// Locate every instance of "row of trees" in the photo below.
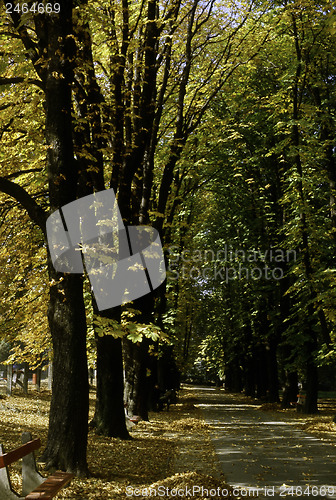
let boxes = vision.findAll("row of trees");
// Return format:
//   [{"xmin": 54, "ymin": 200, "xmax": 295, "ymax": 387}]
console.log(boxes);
[
  {"xmin": 0, "ymin": 0, "xmax": 266, "ymax": 475},
  {"xmin": 2, "ymin": 0, "xmax": 336, "ymax": 477},
  {"xmin": 168, "ymin": 0, "xmax": 336, "ymax": 413}
]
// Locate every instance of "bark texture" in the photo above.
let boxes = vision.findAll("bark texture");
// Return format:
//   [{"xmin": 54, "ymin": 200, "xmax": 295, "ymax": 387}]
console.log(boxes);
[{"xmin": 40, "ymin": 1, "xmax": 90, "ymax": 474}]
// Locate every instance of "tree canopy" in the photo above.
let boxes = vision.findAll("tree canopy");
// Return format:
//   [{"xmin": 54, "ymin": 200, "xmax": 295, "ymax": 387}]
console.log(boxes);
[{"xmin": 1, "ymin": 0, "xmax": 336, "ymax": 474}]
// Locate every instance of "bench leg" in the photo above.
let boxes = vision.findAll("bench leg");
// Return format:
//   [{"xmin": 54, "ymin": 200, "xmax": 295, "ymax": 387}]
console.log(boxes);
[
  {"xmin": 0, "ymin": 445, "xmax": 24, "ymax": 499},
  {"xmin": 21, "ymin": 433, "xmax": 44, "ymax": 497}
]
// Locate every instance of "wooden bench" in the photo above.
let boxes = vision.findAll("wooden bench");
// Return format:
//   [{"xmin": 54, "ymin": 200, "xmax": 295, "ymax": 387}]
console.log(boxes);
[{"xmin": 0, "ymin": 432, "xmax": 73, "ymax": 499}]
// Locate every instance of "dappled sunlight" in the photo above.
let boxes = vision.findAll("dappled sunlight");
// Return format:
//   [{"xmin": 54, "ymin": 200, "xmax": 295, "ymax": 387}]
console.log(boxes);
[
  {"xmin": 187, "ymin": 386, "xmax": 336, "ymax": 493},
  {"xmin": 197, "ymin": 403, "xmax": 260, "ymax": 410}
]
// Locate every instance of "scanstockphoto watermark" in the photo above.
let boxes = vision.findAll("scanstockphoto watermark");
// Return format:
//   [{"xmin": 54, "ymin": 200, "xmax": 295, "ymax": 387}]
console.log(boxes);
[
  {"xmin": 167, "ymin": 245, "xmax": 297, "ymax": 283},
  {"xmin": 126, "ymin": 485, "xmax": 280, "ymax": 497}
]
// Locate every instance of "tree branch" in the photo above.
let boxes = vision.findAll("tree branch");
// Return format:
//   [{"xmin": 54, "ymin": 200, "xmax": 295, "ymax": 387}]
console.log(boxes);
[
  {"xmin": 0, "ymin": 77, "xmax": 44, "ymax": 90},
  {"xmin": 4, "ymin": 0, "xmax": 47, "ymax": 82},
  {"xmin": 3, "ymin": 169, "xmax": 44, "ymax": 180},
  {"xmin": 0, "ymin": 177, "xmax": 47, "ymax": 235}
]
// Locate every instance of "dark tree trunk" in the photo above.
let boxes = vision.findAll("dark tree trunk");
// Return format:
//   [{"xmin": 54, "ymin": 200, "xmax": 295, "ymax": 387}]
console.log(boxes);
[
  {"xmin": 243, "ymin": 323, "xmax": 256, "ymax": 397},
  {"xmin": 266, "ymin": 339, "xmax": 280, "ymax": 403},
  {"xmin": 40, "ymin": 1, "xmax": 89, "ymax": 475},
  {"xmin": 225, "ymin": 362, "xmax": 243, "ymax": 393},
  {"xmin": 123, "ymin": 338, "xmax": 150, "ymax": 420},
  {"xmin": 304, "ymin": 362, "xmax": 318, "ymax": 414},
  {"xmin": 91, "ymin": 311, "xmax": 129, "ymax": 438},
  {"xmin": 256, "ymin": 345, "xmax": 268, "ymax": 401},
  {"xmin": 122, "ymin": 293, "xmax": 157, "ymax": 420},
  {"xmin": 36, "ymin": 368, "xmax": 41, "ymax": 391},
  {"xmin": 93, "ymin": 336, "xmax": 130, "ymax": 438},
  {"xmin": 42, "ymin": 269, "xmax": 89, "ymax": 475},
  {"xmin": 303, "ymin": 332, "xmax": 319, "ymax": 414},
  {"xmin": 23, "ymin": 362, "xmax": 29, "ymax": 395},
  {"xmin": 282, "ymin": 370, "xmax": 298, "ymax": 408},
  {"xmin": 289, "ymin": 16, "xmax": 320, "ymax": 416},
  {"xmin": 71, "ymin": 12, "xmax": 129, "ymax": 440},
  {"xmin": 279, "ymin": 271, "xmax": 297, "ymax": 409},
  {"xmin": 244, "ymin": 356, "xmax": 256, "ymax": 398},
  {"xmin": 157, "ymin": 344, "xmax": 180, "ymax": 392}
]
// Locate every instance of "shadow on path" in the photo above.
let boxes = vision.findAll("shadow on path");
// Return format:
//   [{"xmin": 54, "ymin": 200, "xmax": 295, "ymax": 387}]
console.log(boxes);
[{"xmin": 189, "ymin": 386, "xmax": 336, "ymax": 499}]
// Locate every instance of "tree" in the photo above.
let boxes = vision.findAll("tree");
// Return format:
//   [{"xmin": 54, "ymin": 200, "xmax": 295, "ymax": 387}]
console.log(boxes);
[
  {"xmin": 165, "ymin": 0, "xmax": 336, "ymax": 413},
  {"xmin": 1, "ymin": 0, "xmax": 89, "ymax": 474}
]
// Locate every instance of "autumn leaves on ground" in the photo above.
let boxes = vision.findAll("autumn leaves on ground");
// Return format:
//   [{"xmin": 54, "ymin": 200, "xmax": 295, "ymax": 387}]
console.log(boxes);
[
  {"xmin": 0, "ymin": 386, "xmax": 228, "ymax": 499},
  {"xmin": 1, "ymin": 386, "xmax": 336, "ymax": 499}
]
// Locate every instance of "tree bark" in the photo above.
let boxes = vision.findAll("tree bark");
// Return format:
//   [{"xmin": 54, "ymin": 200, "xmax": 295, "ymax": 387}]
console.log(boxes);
[
  {"xmin": 302, "ymin": 329, "xmax": 319, "ymax": 414},
  {"xmin": 91, "ymin": 310, "xmax": 129, "ymax": 438},
  {"xmin": 288, "ymin": 13, "xmax": 319, "ymax": 415},
  {"xmin": 2, "ymin": 1, "xmax": 90, "ymax": 475},
  {"xmin": 93, "ymin": 336, "xmax": 129, "ymax": 438},
  {"xmin": 71, "ymin": 9, "xmax": 129, "ymax": 439},
  {"xmin": 123, "ymin": 337, "xmax": 150, "ymax": 421},
  {"xmin": 42, "ymin": 269, "xmax": 89, "ymax": 475},
  {"xmin": 40, "ymin": 1, "xmax": 89, "ymax": 474},
  {"xmin": 6, "ymin": 365, "xmax": 13, "ymax": 396},
  {"xmin": 282, "ymin": 371, "xmax": 298, "ymax": 409},
  {"xmin": 304, "ymin": 359, "xmax": 319, "ymax": 414},
  {"xmin": 23, "ymin": 362, "xmax": 29, "ymax": 395},
  {"xmin": 266, "ymin": 339, "xmax": 280, "ymax": 403}
]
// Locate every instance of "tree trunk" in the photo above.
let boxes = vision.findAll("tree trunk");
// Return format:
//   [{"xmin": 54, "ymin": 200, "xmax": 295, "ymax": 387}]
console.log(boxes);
[
  {"xmin": 244, "ymin": 356, "xmax": 256, "ymax": 398},
  {"xmin": 266, "ymin": 339, "xmax": 280, "ymax": 403},
  {"xmin": 256, "ymin": 345, "xmax": 268, "ymax": 401},
  {"xmin": 47, "ymin": 363, "xmax": 53, "ymax": 391},
  {"xmin": 303, "ymin": 331, "xmax": 319, "ymax": 414},
  {"xmin": 289, "ymin": 16, "xmax": 320, "ymax": 416},
  {"xmin": 282, "ymin": 371, "xmax": 298, "ymax": 408},
  {"xmin": 91, "ymin": 307, "xmax": 129, "ymax": 438},
  {"xmin": 225, "ymin": 362, "xmax": 243, "ymax": 393},
  {"xmin": 304, "ymin": 362, "xmax": 318, "ymax": 414},
  {"xmin": 122, "ymin": 293, "xmax": 157, "ymax": 421},
  {"xmin": 123, "ymin": 338, "xmax": 150, "ymax": 420},
  {"xmin": 243, "ymin": 323, "xmax": 255, "ymax": 398},
  {"xmin": 23, "ymin": 362, "xmax": 29, "ymax": 395},
  {"xmin": 36, "ymin": 368, "xmax": 41, "ymax": 391},
  {"xmin": 6, "ymin": 365, "xmax": 13, "ymax": 396},
  {"xmin": 41, "ymin": 270, "xmax": 89, "ymax": 475},
  {"xmin": 40, "ymin": 1, "xmax": 89, "ymax": 475},
  {"xmin": 157, "ymin": 344, "xmax": 180, "ymax": 392}
]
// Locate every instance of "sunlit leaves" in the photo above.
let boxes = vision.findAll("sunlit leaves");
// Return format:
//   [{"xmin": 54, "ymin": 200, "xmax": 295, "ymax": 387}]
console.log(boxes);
[
  {"xmin": 91, "ymin": 308, "xmax": 168, "ymax": 343},
  {"xmin": 0, "ymin": 206, "xmax": 49, "ymax": 368}
]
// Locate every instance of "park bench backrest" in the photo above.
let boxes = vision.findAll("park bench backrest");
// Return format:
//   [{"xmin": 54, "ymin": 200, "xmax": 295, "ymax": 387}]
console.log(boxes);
[{"xmin": 0, "ymin": 439, "xmax": 41, "ymax": 469}]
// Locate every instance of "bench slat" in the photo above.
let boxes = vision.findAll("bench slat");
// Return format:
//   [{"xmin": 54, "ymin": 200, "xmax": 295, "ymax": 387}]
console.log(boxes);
[
  {"xmin": 25, "ymin": 471, "xmax": 74, "ymax": 500},
  {"xmin": 0, "ymin": 439, "xmax": 41, "ymax": 469}
]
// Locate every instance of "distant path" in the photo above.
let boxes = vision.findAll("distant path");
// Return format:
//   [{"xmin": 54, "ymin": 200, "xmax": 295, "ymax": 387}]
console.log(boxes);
[{"xmin": 188, "ymin": 386, "xmax": 336, "ymax": 499}]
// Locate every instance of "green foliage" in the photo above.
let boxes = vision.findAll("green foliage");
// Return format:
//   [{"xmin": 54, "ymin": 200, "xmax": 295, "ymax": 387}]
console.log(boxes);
[
  {"xmin": 0, "ymin": 206, "xmax": 49, "ymax": 368},
  {"xmin": 162, "ymin": 0, "xmax": 336, "ymax": 395},
  {"xmin": 91, "ymin": 308, "xmax": 167, "ymax": 344},
  {"xmin": 2, "ymin": 0, "xmax": 336, "ymax": 396}
]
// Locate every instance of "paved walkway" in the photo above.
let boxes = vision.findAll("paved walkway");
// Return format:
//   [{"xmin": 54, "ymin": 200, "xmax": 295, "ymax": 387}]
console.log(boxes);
[{"xmin": 191, "ymin": 386, "xmax": 336, "ymax": 499}]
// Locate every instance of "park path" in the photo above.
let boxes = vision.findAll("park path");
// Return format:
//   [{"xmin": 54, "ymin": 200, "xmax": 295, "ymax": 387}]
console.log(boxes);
[{"xmin": 189, "ymin": 386, "xmax": 336, "ymax": 499}]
